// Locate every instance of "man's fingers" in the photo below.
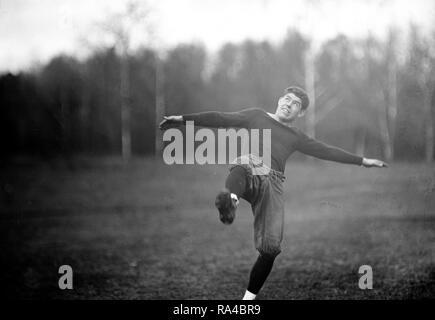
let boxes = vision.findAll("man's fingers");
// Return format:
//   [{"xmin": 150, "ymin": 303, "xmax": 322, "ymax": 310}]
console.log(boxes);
[
  {"xmin": 159, "ymin": 117, "xmax": 182, "ymax": 130},
  {"xmin": 363, "ymin": 159, "xmax": 388, "ymax": 168},
  {"xmin": 159, "ymin": 119, "xmax": 169, "ymax": 130},
  {"xmin": 375, "ymin": 160, "xmax": 388, "ymax": 168},
  {"xmin": 378, "ymin": 160, "xmax": 388, "ymax": 167}
]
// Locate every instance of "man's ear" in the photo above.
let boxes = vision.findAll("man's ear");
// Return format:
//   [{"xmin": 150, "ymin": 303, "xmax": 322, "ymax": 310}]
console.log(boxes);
[{"xmin": 297, "ymin": 109, "xmax": 306, "ymax": 118}]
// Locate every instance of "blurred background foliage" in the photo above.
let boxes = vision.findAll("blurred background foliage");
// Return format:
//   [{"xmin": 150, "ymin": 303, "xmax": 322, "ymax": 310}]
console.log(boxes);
[{"xmin": 1, "ymin": 26, "xmax": 434, "ymax": 162}]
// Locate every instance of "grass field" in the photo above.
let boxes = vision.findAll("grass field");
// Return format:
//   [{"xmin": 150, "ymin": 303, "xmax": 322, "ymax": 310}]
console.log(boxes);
[{"xmin": 1, "ymin": 158, "xmax": 434, "ymax": 299}]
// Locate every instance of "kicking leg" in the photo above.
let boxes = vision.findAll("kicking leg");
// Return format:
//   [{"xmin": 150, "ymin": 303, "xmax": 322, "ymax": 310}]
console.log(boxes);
[
  {"xmin": 215, "ymin": 166, "xmax": 247, "ymax": 224},
  {"xmin": 224, "ymin": 165, "xmax": 247, "ymax": 198}
]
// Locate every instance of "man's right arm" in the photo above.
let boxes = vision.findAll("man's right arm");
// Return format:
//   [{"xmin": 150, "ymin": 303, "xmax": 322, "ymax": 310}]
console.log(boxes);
[
  {"xmin": 295, "ymin": 130, "xmax": 388, "ymax": 168},
  {"xmin": 159, "ymin": 108, "xmax": 260, "ymax": 129}
]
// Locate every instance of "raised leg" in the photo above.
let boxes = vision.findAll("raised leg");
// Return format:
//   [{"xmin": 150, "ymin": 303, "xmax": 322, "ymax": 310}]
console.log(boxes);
[
  {"xmin": 215, "ymin": 166, "xmax": 248, "ymax": 224},
  {"xmin": 224, "ymin": 165, "xmax": 247, "ymax": 199}
]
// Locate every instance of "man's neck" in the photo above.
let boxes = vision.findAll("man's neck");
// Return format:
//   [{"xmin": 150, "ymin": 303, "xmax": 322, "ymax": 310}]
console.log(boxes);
[{"xmin": 266, "ymin": 112, "xmax": 294, "ymax": 127}]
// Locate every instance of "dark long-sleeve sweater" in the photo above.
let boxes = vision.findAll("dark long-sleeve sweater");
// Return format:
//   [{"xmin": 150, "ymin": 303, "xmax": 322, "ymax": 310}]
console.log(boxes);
[{"xmin": 183, "ymin": 108, "xmax": 363, "ymax": 173}]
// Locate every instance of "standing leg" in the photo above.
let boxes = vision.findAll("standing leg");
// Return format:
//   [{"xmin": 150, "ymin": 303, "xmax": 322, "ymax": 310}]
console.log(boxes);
[
  {"xmin": 243, "ymin": 174, "xmax": 284, "ymax": 300},
  {"xmin": 243, "ymin": 253, "xmax": 276, "ymax": 300}
]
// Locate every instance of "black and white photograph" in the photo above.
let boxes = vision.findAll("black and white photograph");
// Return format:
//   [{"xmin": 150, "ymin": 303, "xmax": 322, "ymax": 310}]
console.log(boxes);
[{"xmin": 1, "ymin": 0, "xmax": 434, "ymax": 305}]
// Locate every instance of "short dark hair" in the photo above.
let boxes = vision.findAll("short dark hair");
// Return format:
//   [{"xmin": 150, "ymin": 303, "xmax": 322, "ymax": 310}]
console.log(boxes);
[{"xmin": 285, "ymin": 86, "xmax": 309, "ymax": 110}]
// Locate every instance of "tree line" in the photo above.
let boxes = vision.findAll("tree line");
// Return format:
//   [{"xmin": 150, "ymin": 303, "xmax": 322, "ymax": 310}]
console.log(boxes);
[{"xmin": 1, "ymin": 27, "xmax": 434, "ymax": 162}]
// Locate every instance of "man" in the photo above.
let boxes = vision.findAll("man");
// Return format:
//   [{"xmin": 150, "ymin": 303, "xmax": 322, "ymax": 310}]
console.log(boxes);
[{"xmin": 159, "ymin": 86, "xmax": 387, "ymax": 300}]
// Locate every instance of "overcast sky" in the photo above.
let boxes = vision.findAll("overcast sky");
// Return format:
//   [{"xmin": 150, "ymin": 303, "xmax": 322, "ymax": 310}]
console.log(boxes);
[{"xmin": 0, "ymin": 0, "xmax": 434, "ymax": 72}]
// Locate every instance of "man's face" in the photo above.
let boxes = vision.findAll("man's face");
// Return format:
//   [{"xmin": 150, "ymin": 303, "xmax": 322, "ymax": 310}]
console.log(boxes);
[{"xmin": 275, "ymin": 92, "xmax": 304, "ymax": 122}]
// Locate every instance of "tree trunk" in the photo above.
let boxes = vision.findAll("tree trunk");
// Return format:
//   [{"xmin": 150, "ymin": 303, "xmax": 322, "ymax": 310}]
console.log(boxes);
[
  {"xmin": 59, "ymin": 87, "xmax": 72, "ymax": 159},
  {"xmin": 80, "ymin": 80, "xmax": 90, "ymax": 153},
  {"xmin": 120, "ymin": 52, "xmax": 131, "ymax": 162},
  {"xmin": 355, "ymin": 128, "xmax": 366, "ymax": 156},
  {"xmin": 423, "ymin": 86, "xmax": 434, "ymax": 163},
  {"xmin": 304, "ymin": 48, "xmax": 316, "ymax": 138},
  {"xmin": 155, "ymin": 55, "xmax": 165, "ymax": 159},
  {"xmin": 419, "ymin": 56, "xmax": 433, "ymax": 163},
  {"xmin": 386, "ymin": 54, "xmax": 397, "ymax": 161},
  {"xmin": 378, "ymin": 102, "xmax": 393, "ymax": 161}
]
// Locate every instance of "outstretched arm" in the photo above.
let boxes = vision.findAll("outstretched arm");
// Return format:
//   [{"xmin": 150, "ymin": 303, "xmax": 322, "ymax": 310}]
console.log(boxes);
[
  {"xmin": 296, "ymin": 132, "xmax": 387, "ymax": 168},
  {"xmin": 159, "ymin": 108, "xmax": 260, "ymax": 130}
]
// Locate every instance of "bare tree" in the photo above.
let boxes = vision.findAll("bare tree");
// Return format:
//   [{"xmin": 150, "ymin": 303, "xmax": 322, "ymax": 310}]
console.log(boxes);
[
  {"xmin": 99, "ymin": 1, "xmax": 152, "ymax": 161},
  {"xmin": 384, "ymin": 28, "xmax": 398, "ymax": 161},
  {"xmin": 154, "ymin": 53, "xmax": 165, "ymax": 159},
  {"xmin": 363, "ymin": 35, "xmax": 393, "ymax": 161},
  {"xmin": 410, "ymin": 27, "xmax": 434, "ymax": 163},
  {"xmin": 419, "ymin": 56, "xmax": 434, "ymax": 163},
  {"xmin": 304, "ymin": 45, "xmax": 316, "ymax": 138}
]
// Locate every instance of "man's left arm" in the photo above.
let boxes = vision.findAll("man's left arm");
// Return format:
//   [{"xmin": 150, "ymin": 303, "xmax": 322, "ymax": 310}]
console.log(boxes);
[{"xmin": 296, "ymin": 133, "xmax": 388, "ymax": 168}]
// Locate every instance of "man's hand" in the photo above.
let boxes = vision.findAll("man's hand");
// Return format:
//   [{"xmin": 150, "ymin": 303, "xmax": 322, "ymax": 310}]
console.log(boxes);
[
  {"xmin": 159, "ymin": 115, "xmax": 183, "ymax": 130},
  {"xmin": 362, "ymin": 158, "xmax": 388, "ymax": 168}
]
